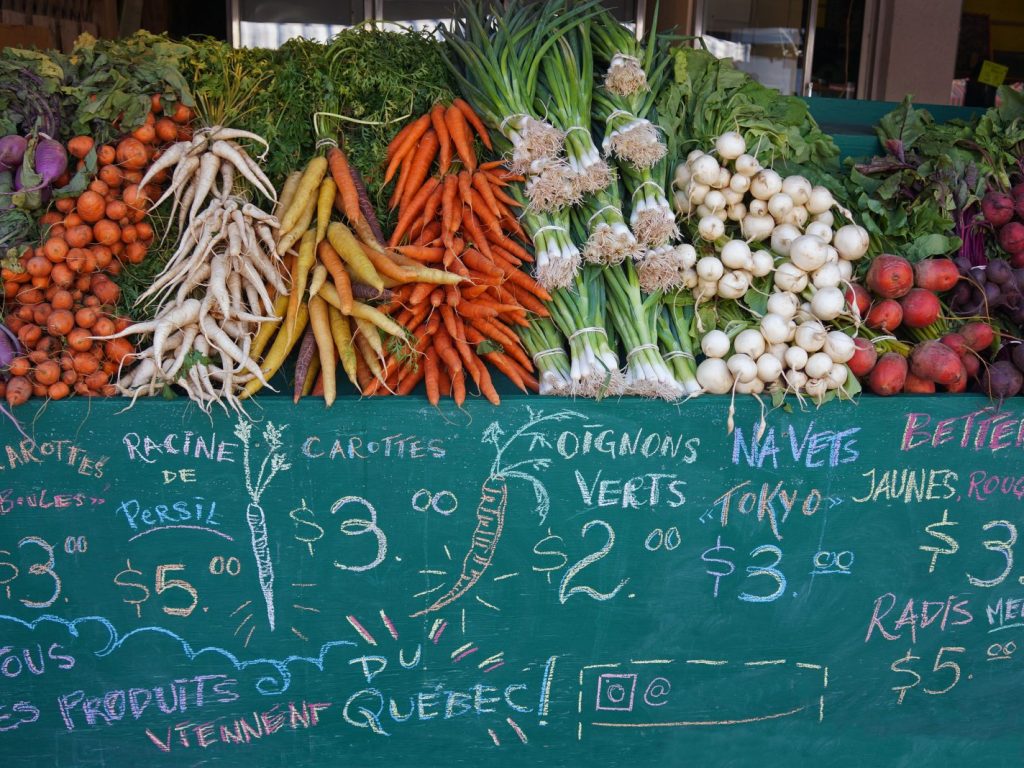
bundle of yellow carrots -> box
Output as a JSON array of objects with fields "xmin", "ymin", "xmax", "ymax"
[{"xmin": 362, "ymin": 100, "xmax": 552, "ymax": 405}]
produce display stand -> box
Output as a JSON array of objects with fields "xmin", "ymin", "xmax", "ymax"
[{"xmin": 1, "ymin": 20, "xmax": 1023, "ymax": 767}]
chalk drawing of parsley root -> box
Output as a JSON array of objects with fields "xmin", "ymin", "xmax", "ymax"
[
  {"xmin": 235, "ymin": 419, "xmax": 291, "ymax": 631},
  {"xmin": 412, "ymin": 407, "xmax": 582, "ymax": 618}
]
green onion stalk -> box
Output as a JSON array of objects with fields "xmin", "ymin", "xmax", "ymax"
[
  {"xmin": 515, "ymin": 185, "xmax": 580, "ymax": 289},
  {"xmin": 534, "ymin": 17, "xmax": 611, "ymax": 209},
  {"xmin": 658, "ymin": 294, "xmax": 701, "ymax": 395},
  {"xmin": 622, "ymin": 156, "xmax": 678, "ymax": 248},
  {"xmin": 548, "ymin": 265, "xmax": 624, "ymax": 397},
  {"xmin": 590, "ymin": 5, "xmax": 673, "ymax": 172},
  {"xmin": 572, "ymin": 179, "xmax": 640, "ymax": 266},
  {"xmin": 441, "ymin": 1, "xmax": 596, "ymax": 175},
  {"xmin": 604, "ymin": 260, "xmax": 684, "ymax": 400},
  {"xmin": 517, "ymin": 318, "xmax": 573, "ymax": 395}
]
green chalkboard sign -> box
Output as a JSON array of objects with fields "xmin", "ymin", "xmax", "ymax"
[{"xmin": 0, "ymin": 396, "xmax": 1022, "ymax": 766}]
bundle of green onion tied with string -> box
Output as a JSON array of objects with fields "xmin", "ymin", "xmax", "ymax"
[
  {"xmin": 533, "ymin": 17, "xmax": 611, "ymax": 210},
  {"xmin": 590, "ymin": 6, "xmax": 682, "ymax": 289}
]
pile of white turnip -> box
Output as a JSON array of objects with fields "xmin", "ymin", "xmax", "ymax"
[
  {"xmin": 672, "ymin": 131, "xmax": 872, "ymax": 400},
  {"xmin": 101, "ymin": 126, "xmax": 287, "ymax": 413}
]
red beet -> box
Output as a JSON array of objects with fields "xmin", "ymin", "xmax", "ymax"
[
  {"xmin": 913, "ymin": 258, "xmax": 959, "ymax": 292},
  {"xmin": 944, "ymin": 360, "xmax": 968, "ymax": 393},
  {"xmin": 1000, "ymin": 222, "xmax": 1024, "ymax": 256},
  {"xmin": 939, "ymin": 333, "xmax": 969, "ymax": 356},
  {"xmin": 869, "ymin": 352, "xmax": 908, "ymax": 396},
  {"xmin": 865, "ymin": 299, "xmax": 903, "ymax": 331},
  {"xmin": 848, "ymin": 337, "xmax": 878, "ymax": 377},
  {"xmin": 844, "ymin": 283, "xmax": 871, "ymax": 317},
  {"xmin": 981, "ymin": 191, "xmax": 1015, "ymax": 227},
  {"xmin": 960, "ymin": 321, "xmax": 995, "ymax": 352},
  {"xmin": 910, "ymin": 340, "xmax": 963, "ymax": 385},
  {"xmin": 961, "ymin": 351, "xmax": 980, "ymax": 378},
  {"xmin": 903, "ymin": 372, "xmax": 936, "ymax": 394},
  {"xmin": 866, "ymin": 254, "xmax": 914, "ymax": 299},
  {"xmin": 900, "ymin": 288, "xmax": 942, "ymax": 328}
]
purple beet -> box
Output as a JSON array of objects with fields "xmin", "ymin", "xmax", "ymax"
[
  {"xmin": 981, "ymin": 360, "xmax": 1023, "ymax": 399},
  {"xmin": 982, "ymin": 191, "xmax": 1016, "ymax": 226},
  {"xmin": 987, "ymin": 259, "xmax": 1013, "ymax": 284},
  {"xmin": 1012, "ymin": 344, "xmax": 1024, "ymax": 372}
]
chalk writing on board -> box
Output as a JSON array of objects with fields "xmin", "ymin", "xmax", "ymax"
[
  {"xmin": 235, "ymin": 419, "xmax": 291, "ymax": 632},
  {"xmin": 412, "ymin": 408, "xmax": 583, "ymax": 617},
  {"xmin": 575, "ymin": 658, "xmax": 828, "ymax": 739},
  {"xmin": 0, "ymin": 613, "xmax": 355, "ymax": 694}
]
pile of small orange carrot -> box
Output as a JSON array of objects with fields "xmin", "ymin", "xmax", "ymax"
[{"xmin": 362, "ymin": 101, "xmax": 552, "ymax": 405}]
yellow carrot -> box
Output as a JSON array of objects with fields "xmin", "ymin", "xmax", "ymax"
[
  {"xmin": 354, "ymin": 316, "xmax": 384, "ymax": 358},
  {"xmin": 315, "ymin": 177, "xmax": 336, "ymax": 245},
  {"xmin": 329, "ymin": 305, "xmax": 358, "ymax": 386},
  {"xmin": 251, "ymin": 293, "xmax": 289, "ymax": 361},
  {"xmin": 354, "ymin": 329, "xmax": 385, "ymax": 382},
  {"xmin": 318, "ymin": 286, "xmax": 405, "ymax": 339},
  {"xmin": 307, "ymin": 263, "xmax": 329, "ymax": 299},
  {"xmin": 280, "ymin": 156, "xmax": 328, "ymax": 235},
  {"xmin": 273, "ymin": 171, "xmax": 302, "ymax": 222},
  {"xmin": 277, "ymin": 191, "xmax": 318, "ymax": 256},
  {"xmin": 287, "ymin": 230, "xmax": 317, "ymax": 335},
  {"xmin": 308, "ymin": 294, "xmax": 337, "ymax": 407},
  {"xmin": 327, "ymin": 222, "xmax": 384, "ymax": 291},
  {"xmin": 242, "ymin": 302, "xmax": 309, "ymax": 399}
]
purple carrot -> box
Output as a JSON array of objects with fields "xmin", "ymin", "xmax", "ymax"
[
  {"xmin": 349, "ymin": 165, "xmax": 386, "ymax": 246},
  {"xmin": 293, "ymin": 325, "xmax": 318, "ymax": 403}
]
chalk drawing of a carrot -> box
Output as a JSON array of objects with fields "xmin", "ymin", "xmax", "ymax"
[
  {"xmin": 412, "ymin": 408, "xmax": 581, "ymax": 618},
  {"xmin": 234, "ymin": 419, "xmax": 291, "ymax": 631}
]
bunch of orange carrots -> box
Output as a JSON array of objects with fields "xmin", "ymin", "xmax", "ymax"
[{"xmin": 362, "ymin": 100, "xmax": 552, "ymax": 405}]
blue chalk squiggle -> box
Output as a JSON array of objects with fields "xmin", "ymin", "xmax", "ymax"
[{"xmin": 0, "ymin": 613, "xmax": 354, "ymax": 694}]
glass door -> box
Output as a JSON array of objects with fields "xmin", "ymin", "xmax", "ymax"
[{"xmin": 694, "ymin": 0, "xmax": 817, "ymax": 96}]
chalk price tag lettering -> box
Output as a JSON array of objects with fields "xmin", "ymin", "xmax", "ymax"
[{"xmin": 978, "ymin": 60, "xmax": 1008, "ymax": 87}]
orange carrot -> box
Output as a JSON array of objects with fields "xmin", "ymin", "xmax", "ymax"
[
  {"xmin": 485, "ymin": 228, "xmax": 531, "ymax": 261},
  {"xmin": 453, "ymin": 98, "xmax": 492, "ymax": 150},
  {"xmin": 390, "ymin": 147, "xmax": 415, "ymax": 210},
  {"xmin": 461, "ymin": 248, "xmax": 502, "ymax": 277},
  {"xmin": 479, "ymin": 159, "xmax": 506, "ymax": 171},
  {"xmin": 385, "ymin": 114, "xmax": 431, "ymax": 182},
  {"xmin": 461, "ymin": 208, "xmax": 494, "ymax": 259},
  {"xmin": 408, "ymin": 282, "xmax": 435, "ymax": 306},
  {"xmin": 396, "ymin": 245, "xmax": 444, "ymax": 263},
  {"xmin": 400, "ymin": 130, "xmax": 439, "ymax": 212},
  {"xmin": 446, "ymin": 105, "xmax": 477, "ymax": 172},
  {"xmin": 472, "ymin": 172, "xmax": 502, "ymax": 218},
  {"xmin": 327, "ymin": 147, "xmax": 362, "ymax": 226},
  {"xmin": 419, "ymin": 182, "xmax": 445, "ymax": 234},
  {"xmin": 390, "ymin": 177, "xmax": 440, "ymax": 246},
  {"xmin": 439, "ymin": 177, "xmax": 458, "ymax": 246},
  {"xmin": 424, "ymin": 346, "xmax": 441, "ymax": 405},
  {"xmin": 467, "ymin": 188, "xmax": 503, "ymax": 234},
  {"xmin": 475, "ymin": 360, "xmax": 501, "ymax": 405},
  {"xmin": 317, "ymin": 239, "xmax": 354, "ymax": 314},
  {"xmin": 457, "ymin": 170, "xmax": 473, "ymax": 205},
  {"xmin": 416, "ymin": 221, "xmax": 443, "ymax": 246},
  {"xmin": 430, "ymin": 104, "xmax": 452, "ymax": 176},
  {"xmin": 506, "ymin": 283, "xmax": 550, "ymax": 315}
]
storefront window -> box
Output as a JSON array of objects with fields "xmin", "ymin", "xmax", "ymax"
[{"xmin": 232, "ymin": 0, "xmax": 643, "ymax": 48}]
